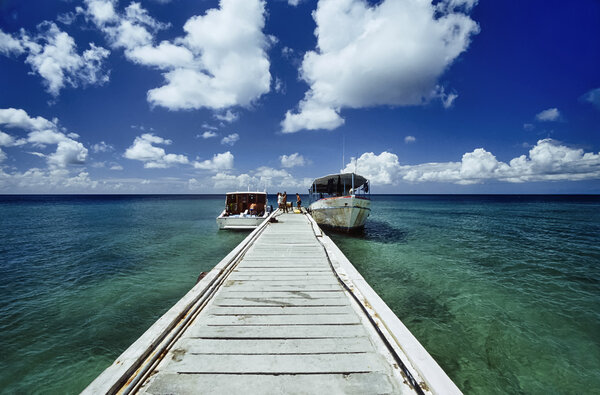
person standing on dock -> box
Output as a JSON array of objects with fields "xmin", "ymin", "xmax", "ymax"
[
  {"xmin": 296, "ymin": 193, "xmax": 301, "ymax": 209},
  {"xmin": 283, "ymin": 192, "xmax": 288, "ymax": 213},
  {"xmin": 277, "ymin": 192, "xmax": 283, "ymax": 212}
]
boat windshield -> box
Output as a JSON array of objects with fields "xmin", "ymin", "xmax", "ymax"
[
  {"xmin": 308, "ymin": 173, "xmax": 369, "ymax": 201},
  {"xmin": 225, "ymin": 193, "xmax": 266, "ymax": 216}
]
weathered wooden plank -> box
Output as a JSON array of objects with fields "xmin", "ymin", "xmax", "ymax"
[
  {"xmin": 221, "ymin": 283, "xmax": 343, "ymax": 291},
  {"xmin": 189, "ymin": 324, "xmax": 368, "ymax": 339},
  {"xmin": 207, "ymin": 305, "xmax": 354, "ymax": 315},
  {"xmin": 228, "ymin": 274, "xmax": 334, "ymax": 280},
  {"xmin": 159, "ymin": 353, "xmax": 388, "ymax": 374},
  {"xmin": 213, "ymin": 298, "xmax": 350, "ymax": 307},
  {"xmin": 233, "ymin": 268, "xmax": 331, "ymax": 272},
  {"xmin": 174, "ymin": 337, "xmax": 375, "ymax": 354},
  {"xmin": 143, "ymin": 372, "xmax": 400, "ymax": 394},
  {"xmin": 205, "ymin": 313, "xmax": 361, "ymax": 326},
  {"xmin": 225, "ymin": 277, "xmax": 339, "ymax": 283},
  {"xmin": 216, "ymin": 290, "xmax": 345, "ymax": 298}
]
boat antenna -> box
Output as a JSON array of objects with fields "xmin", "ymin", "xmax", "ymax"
[{"xmin": 341, "ymin": 135, "xmax": 345, "ymax": 173}]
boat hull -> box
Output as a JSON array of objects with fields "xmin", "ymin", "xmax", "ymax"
[
  {"xmin": 309, "ymin": 196, "xmax": 370, "ymax": 231},
  {"xmin": 216, "ymin": 210, "xmax": 268, "ymax": 230}
]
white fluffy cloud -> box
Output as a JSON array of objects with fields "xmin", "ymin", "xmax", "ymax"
[
  {"xmin": 0, "ymin": 30, "xmax": 24, "ymax": 55},
  {"xmin": 0, "ymin": 168, "xmax": 98, "ymax": 191},
  {"xmin": 345, "ymin": 139, "xmax": 600, "ymax": 186},
  {"xmin": 221, "ymin": 133, "xmax": 239, "ymax": 146},
  {"xmin": 211, "ymin": 165, "xmax": 311, "ymax": 191},
  {"xmin": 92, "ymin": 141, "xmax": 114, "ymax": 153},
  {"xmin": 80, "ymin": 0, "xmax": 168, "ymax": 51},
  {"xmin": 201, "ymin": 131, "xmax": 217, "ymax": 139},
  {"xmin": 0, "ymin": 23, "xmax": 110, "ymax": 96},
  {"xmin": 0, "ymin": 108, "xmax": 56, "ymax": 131},
  {"xmin": 0, "ymin": 108, "xmax": 88, "ymax": 168},
  {"xmin": 124, "ymin": 133, "xmax": 189, "ymax": 168},
  {"xmin": 78, "ymin": 0, "xmax": 271, "ymax": 111},
  {"xmin": 214, "ymin": 110, "xmax": 239, "ymax": 123},
  {"xmin": 535, "ymin": 108, "xmax": 561, "ymax": 122},
  {"xmin": 0, "ymin": 130, "xmax": 27, "ymax": 147},
  {"xmin": 193, "ymin": 151, "xmax": 234, "ymax": 171},
  {"xmin": 282, "ymin": 0, "xmax": 479, "ymax": 133},
  {"xmin": 146, "ymin": 0, "xmax": 271, "ymax": 110},
  {"xmin": 280, "ymin": 153, "xmax": 306, "ymax": 168}
]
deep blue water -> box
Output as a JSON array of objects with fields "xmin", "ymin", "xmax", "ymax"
[{"xmin": 0, "ymin": 195, "xmax": 599, "ymax": 394}]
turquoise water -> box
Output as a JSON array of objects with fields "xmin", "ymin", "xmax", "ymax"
[{"xmin": 1, "ymin": 195, "xmax": 599, "ymax": 394}]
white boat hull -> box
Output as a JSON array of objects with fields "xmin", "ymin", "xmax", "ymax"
[
  {"xmin": 216, "ymin": 210, "xmax": 268, "ymax": 230},
  {"xmin": 309, "ymin": 196, "xmax": 370, "ymax": 231}
]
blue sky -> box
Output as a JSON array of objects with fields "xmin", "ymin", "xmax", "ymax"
[{"xmin": 0, "ymin": 0, "xmax": 599, "ymax": 193}]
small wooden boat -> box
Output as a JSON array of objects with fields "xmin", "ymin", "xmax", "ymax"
[{"xmin": 216, "ymin": 191, "xmax": 270, "ymax": 230}]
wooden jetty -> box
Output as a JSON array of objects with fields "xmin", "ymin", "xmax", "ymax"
[{"xmin": 84, "ymin": 211, "xmax": 461, "ymax": 394}]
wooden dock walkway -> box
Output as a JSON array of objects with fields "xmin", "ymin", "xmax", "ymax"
[{"xmin": 84, "ymin": 211, "xmax": 461, "ymax": 394}]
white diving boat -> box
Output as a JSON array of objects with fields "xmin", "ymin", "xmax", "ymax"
[
  {"xmin": 216, "ymin": 191, "xmax": 271, "ymax": 230},
  {"xmin": 308, "ymin": 173, "xmax": 371, "ymax": 232}
]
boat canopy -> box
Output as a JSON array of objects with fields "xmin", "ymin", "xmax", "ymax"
[
  {"xmin": 225, "ymin": 192, "xmax": 267, "ymax": 215},
  {"xmin": 310, "ymin": 173, "xmax": 368, "ymax": 195},
  {"xmin": 226, "ymin": 191, "xmax": 266, "ymax": 195}
]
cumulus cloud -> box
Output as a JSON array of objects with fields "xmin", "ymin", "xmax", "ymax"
[
  {"xmin": 0, "ymin": 30, "xmax": 24, "ymax": 55},
  {"xmin": 535, "ymin": 108, "xmax": 561, "ymax": 122},
  {"xmin": 0, "ymin": 23, "xmax": 110, "ymax": 96},
  {"xmin": 211, "ymin": 165, "xmax": 311, "ymax": 191},
  {"xmin": 193, "ymin": 151, "xmax": 234, "ymax": 171},
  {"xmin": 0, "ymin": 108, "xmax": 56, "ymax": 131},
  {"xmin": 200, "ymin": 131, "xmax": 217, "ymax": 139},
  {"xmin": 581, "ymin": 88, "xmax": 600, "ymax": 110},
  {"xmin": 80, "ymin": 0, "xmax": 169, "ymax": 51},
  {"xmin": 281, "ymin": 0, "xmax": 479, "ymax": 133},
  {"xmin": 0, "ymin": 130, "xmax": 27, "ymax": 147},
  {"xmin": 146, "ymin": 0, "xmax": 271, "ymax": 110},
  {"xmin": 124, "ymin": 133, "xmax": 189, "ymax": 168},
  {"xmin": 0, "ymin": 167, "xmax": 98, "ymax": 192},
  {"xmin": 280, "ymin": 152, "xmax": 306, "ymax": 168},
  {"xmin": 92, "ymin": 141, "xmax": 114, "ymax": 152},
  {"xmin": 344, "ymin": 139, "xmax": 600, "ymax": 186},
  {"xmin": 0, "ymin": 108, "xmax": 88, "ymax": 168},
  {"xmin": 78, "ymin": 0, "xmax": 272, "ymax": 111},
  {"xmin": 221, "ymin": 133, "xmax": 239, "ymax": 146},
  {"xmin": 404, "ymin": 136, "xmax": 416, "ymax": 143},
  {"xmin": 214, "ymin": 110, "xmax": 239, "ymax": 123}
]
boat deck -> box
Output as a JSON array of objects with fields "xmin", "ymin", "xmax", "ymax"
[{"xmin": 84, "ymin": 211, "xmax": 461, "ymax": 394}]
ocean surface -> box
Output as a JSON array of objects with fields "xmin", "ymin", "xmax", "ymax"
[{"xmin": 0, "ymin": 195, "xmax": 599, "ymax": 394}]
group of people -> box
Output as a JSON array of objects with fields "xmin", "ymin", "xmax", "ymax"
[{"xmin": 276, "ymin": 192, "xmax": 302, "ymax": 213}]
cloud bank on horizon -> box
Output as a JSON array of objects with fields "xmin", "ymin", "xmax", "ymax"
[{"xmin": 0, "ymin": 0, "xmax": 599, "ymax": 193}]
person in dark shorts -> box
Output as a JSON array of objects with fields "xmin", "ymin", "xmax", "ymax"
[
  {"xmin": 296, "ymin": 193, "xmax": 301, "ymax": 208},
  {"xmin": 282, "ymin": 192, "xmax": 288, "ymax": 213}
]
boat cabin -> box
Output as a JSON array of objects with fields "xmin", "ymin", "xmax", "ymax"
[
  {"xmin": 224, "ymin": 192, "xmax": 267, "ymax": 216},
  {"xmin": 309, "ymin": 173, "xmax": 369, "ymax": 200}
]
